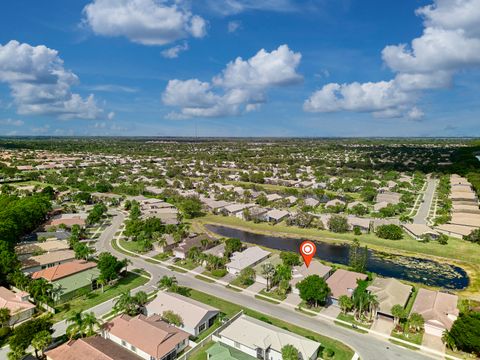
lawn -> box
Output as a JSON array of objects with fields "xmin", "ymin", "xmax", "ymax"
[
  {"xmin": 258, "ymin": 288, "xmax": 286, "ymax": 301},
  {"xmin": 390, "ymin": 329, "xmax": 424, "ymax": 349},
  {"xmin": 110, "ymin": 238, "xmax": 138, "ymax": 257},
  {"xmin": 119, "ymin": 238, "xmax": 150, "ymax": 254},
  {"xmin": 187, "ymin": 289, "xmax": 355, "ymax": 360},
  {"xmin": 195, "ymin": 274, "xmax": 215, "ymax": 283},
  {"xmin": 52, "ymin": 272, "xmax": 148, "ymax": 322},
  {"xmin": 175, "ymin": 258, "xmax": 199, "ymax": 270},
  {"xmin": 229, "ymin": 277, "xmax": 250, "ymax": 289},
  {"xmin": 335, "ymin": 313, "xmax": 370, "ymax": 334},
  {"xmin": 186, "ymin": 341, "xmax": 214, "ymax": 360}
]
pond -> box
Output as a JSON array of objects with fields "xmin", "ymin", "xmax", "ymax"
[{"xmin": 206, "ymin": 224, "xmax": 469, "ymax": 290}]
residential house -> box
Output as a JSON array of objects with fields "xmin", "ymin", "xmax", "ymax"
[
  {"xmin": 226, "ymin": 246, "xmax": 270, "ymax": 275},
  {"xmin": 410, "ymin": 289, "xmax": 459, "ymax": 336},
  {"xmin": 291, "ymin": 261, "xmax": 333, "ymax": 295},
  {"xmin": 265, "ymin": 209, "xmax": 289, "ymax": 223},
  {"xmin": 46, "ymin": 336, "xmax": 142, "ymax": 360},
  {"xmin": 103, "ymin": 314, "xmax": 190, "ymax": 360},
  {"xmin": 367, "ymin": 277, "xmax": 412, "ymax": 319},
  {"xmin": 326, "ymin": 269, "xmax": 368, "ymax": 305},
  {"xmin": 21, "ymin": 249, "xmax": 76, "ymax": 273},
  {"xmin": 145, "ymin": 292, "xmax": 219, "ymax": 336},
  {"xmin": 32, "ymin": 260, "xmax": 100, "ymax": 303},
  {"xmin": 304, "ymin": 197, "xmax": 319, "ymax": 207},
  {"xmin": 0, "ymin": 286, "xmax": 35, "ymax": 326},
  {"xmin": 15, "ymin": 240, "xmax": 70, "ymax": 261},
  {"xmin": 217, "ymin": 315, "xmax": 321, "ymax": 360},
  {"xmin": 402, "ymin": 224, "xmax": 439, "ymax": 240},
  {"xmin": 253, "ymin": 254, "xmax": 283, "ymax": 285},
  {"xmin": 173, "ymin": 235, "xmax": 214, "ymax": 260},
  {"xmin": 154, "ymin": 234, "xmax": 176, "ymax": 253},
  {"xmin": 265, "ymin": 194, "xmax": 282, "ymax": 202}
]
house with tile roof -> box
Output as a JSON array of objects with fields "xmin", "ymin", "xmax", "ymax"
[
  {"xmin": 46, "ymin": 336, "xmax": 142, "ymax": 360},
  {"xmin": 103, "ymin": 314, "xmax": 190, "ymax": 360},
  {"xmin": 367, "ymin": 277, "xmax": 412, "ymax": 318},
  {"xmin": 0, "ymin": 286, "xmax": 35, "ymax": 326},
  {"xmin": 410, "ymin": 289, "xmax": 459, "ymax": 337}
]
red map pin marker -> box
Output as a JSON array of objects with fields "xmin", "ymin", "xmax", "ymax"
[{"xmin": 300, "ymin": 240, "xmax": 316, "ymax": 268}]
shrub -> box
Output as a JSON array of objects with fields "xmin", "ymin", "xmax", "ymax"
[
  {"xmin": 323, "ymin": 348, "xmax": 335, "ymax": 358},
  {"xmin": 376, "ymin": 224, "xmax": 403, "ymax": 240}
]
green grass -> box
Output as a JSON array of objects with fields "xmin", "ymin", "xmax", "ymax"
[
  {"xmin": 229, "ymin": 277, "xmax": 251, "ymax": 289},
  {"xmin": 153, "ymin": 252, "xmax": 171, "ymax": 261},
  {"xmin": 52, "ymin": 272, "xmax": 148, "ymax": 322},
  {"xmin": 168, "ymin": 265, "xmax": 188, "ymax": 273},
  {"xmin": 186, "ymin": 341, "xmax": 214, "ymax": 360},
  {"xmin": 202, "ymin": 269, "xmax": 228, "ymax": 279},
  {"xmin": 176, "ymin": 258, "xmax": 198, "ymax": 270},
  {"xmin": 195, "ymin": 274, "xmax": 215, "ymax": 283},
  {"xmin": 187, "ymin": 289, "xmax": 355, "ymax": 360},
  {"xmin": 335, "ymin": 313, "xmax": 370, "ymax": 334},
  {"xmin": 298, "ymin": 300, "xmax": 323, "ymax": 313},
  {"xmin": 110, "ymin": 238, "xmax": 138, "ymax": 257},
  {"xmin": 258, "ymin": 288, "xmax": 286, "ymax": 301},
  {"xmin": 225, "ymin": 284, "xmax": 242, "ymax": 292},
  {"xmin": 391, "ymin": 329, "xmax": 423, "ymax": 346},
  {"xmin": 119, "ymin": 239, "xmax": 150, "ymax": 254},
  {"xmin": 254, "ymin": 294, "xmax": 280, "ymax": 304}
]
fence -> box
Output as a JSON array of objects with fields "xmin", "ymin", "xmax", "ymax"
[{"xmin": 176, "ymin": 310, "xmax": 244, "ymax": 360}]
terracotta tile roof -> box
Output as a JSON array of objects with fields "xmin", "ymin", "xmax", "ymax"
[
  {"xmin": 31, "ymin": 260, "xmax": 97, "ymax": 281},
  {"xmin": 104, "ymin": 314, "xmax": 189, "ymax": 359},
  {"xmin": 0, "ymin": 286, "xmax": 35, "ymax": 315},
  {"xmin": 45, "ymin": 336, "xmax": 142, "ymax": 360},
  {"xmin": 411, "ymin": 289, "xmax": 459, "ymax": 330},
  {"xmin": 326, "ymin": 269, "xmax": 367, "ymax": 299}
]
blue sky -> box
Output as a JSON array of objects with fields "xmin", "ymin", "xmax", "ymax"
[{"xmin": 0, "ymin": 0, "xmax": 479, "ymax": 137}]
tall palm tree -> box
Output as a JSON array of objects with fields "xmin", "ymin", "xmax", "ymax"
[
  {"xmin": 158, "ymin": 275, "xmax": 178, "ymax": 290},
  {"xmin": 31, "ymin": 330, "xmax": 52, "ymax": 359},
  {"xmin": 261, "ymin": 263, "xmax": 275, "ymax": 291},
  {"xmin": 82, "ymin": 312, "xmax": 100, "ymax": 337},
  {"xmin": 66, "ymin": 311, "xmax": 85, "ymax": 339}
]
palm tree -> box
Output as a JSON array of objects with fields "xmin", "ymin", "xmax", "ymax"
[
  {"xmin": 114, "ymin": 290, "xmax": 135, "ymax": 315},
  {"xmin": 442, "ymin": 330, "xmax": 456, "ymax": 350},
  {"xmin": 31, "ymin": 330, "xmax": 52, "ymax": 359},
  {"xmin": 66, "ymin": 311, "xmax": 85, "ymax": 339},
  {"xmin": 391, "ymin": 304, "xmax": 406, "ymax": 329},
  {"xmin": 97, "ymin": 275, "xmax": 107, "ymax": 293},
  {"xmin": 338, "ymin": 295, "xmax": 353, "ymax": 315},
  {"xmin": 82, "ymin": 312, "xmax": 100, "ymax": 337},
  {"xmin": 408, "ymin": 312, "xmax": 424, "ymax": 333},
  {"xmin": 158, "ymin": 275, "xmax": 178, "ymax": 290},
  {"xmin": 367, "ymin": 293, "xmax": 379, "ymax": 321},
  {"xmin": 122, "ymin": 258, "xmax": 133, "ymax": 273},
  {"xmin": 261, "ymin": 263, "xmax": 275, "ymax": 291},
  {"xmin": 133, "ymin": 291, "xmax": 149, "ymax": 311}
]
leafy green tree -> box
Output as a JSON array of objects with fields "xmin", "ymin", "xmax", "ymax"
[
  {"xmin": 438, "ymin": 233, "xmax": 449, "ymax": 245},
  {"xmin": 238, "ymin": 267, "xmax": 256, "ymax": 286},
  {"xmin": 328, "ymin": 215, "xmax": 349, "ymax": 233},
  {"xmin": 97, "ymin": 252, "xmax": 126, "ymax": 282},
  {"xmin": 161, "ymin": 311, "xmax": 184, "ymax": 327},
  {"xmin": 8, "ymin": 317, "xmax": 52, "ymax": 357},
  {"xmin": 391, "ymin": 304, "xmax": 406, "ymax": 328},
  {"xmin": 445, "ymin": 312, "xmax": 480, "ymax": 356},
  {"xmin": 280, "ymin": 251, "xmax": 301, "ymax": 267},
  {"xmin": 224, "ymin": 238, "xmax": 242, "ymax": 257},
  {"xmin": 464, "ymin": 229, "xmax": 480, "ymax": 244},
  {"xmin": 348, "ymin": 238, "xmax": 368, "ymax": 273},
  {"xmin": 376, "ymin": 224, "xmax": 403, "ymax": 240},
  {"xmin": 296, "ymin": 275, "xmax": 330, "ymax": 308},
  {"xmin": 31, "ymin": 330, "xmax": 52, "ymax": 359},
  {"xmin": 338, "ymin": 295, "xmax": 354, "ymax": 314},
  {"xmin": 73, "ymin": 242, "xmax": 93, "ymax": 260},
  {"xmin": 179, "ymin": 197, "xmax": 203, "ymax": 218},
  {"xmin": 281, "ymin": 344, "xmax": 299, "ymax": 360}
]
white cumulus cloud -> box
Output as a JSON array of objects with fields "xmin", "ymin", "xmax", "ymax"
[
  {"xmin": 161, "ymin": 42, "xmax": 189, "ymax": 58},
  {"xmin": 304, "ymin": 0, "xmax": 480, "ymax": 119},
  {"xmin": 0, "ymin": 40, "xmax": 103, "ymax": 119},
  {"xmin": 83, "ymin": 0, "xmax": 207, "ymax": 46},
  {"xmin": 162, "ymin": 44, "xmax": 302, "ymax": 118}
]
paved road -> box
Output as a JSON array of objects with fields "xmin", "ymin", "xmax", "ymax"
[
  {"xmin": 413, "ymin": 177, "xmax": 437, "ymax": 225},
  {"xmin": 102, "ymin": 214, "xmax": 437, "ymax": 360}
]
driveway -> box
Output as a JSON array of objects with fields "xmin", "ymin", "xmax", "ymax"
[
  {"xmin": 320, "ymin": 305, "xmax": 341, "ymax": 319},
  {"xmin": 245, "ymin": 282, "xmax": 265, "ymax": 294},
  {"xmin": 284, "ymin": 292, "xmax": 301, "ymax": 306},
  {"xmin": 422, "ymin": 334, "xmax": 445, "ymax": 353},
  {"xmin": 371, "ymin": 317, "xmax": 395, "ymax": 336}
]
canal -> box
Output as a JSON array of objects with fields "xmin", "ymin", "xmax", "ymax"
[{"xmin": 206, "ymin": 224, "xmax": 469, "ymax": 290}]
